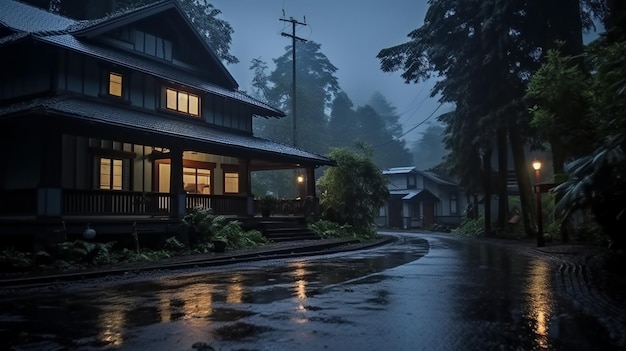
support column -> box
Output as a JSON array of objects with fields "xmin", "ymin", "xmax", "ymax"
[
  {"xmin": 169, "ymin": 147, "xmax": 185, "ymax": 219},
  {"xmin": 37, "ymin": 126, "xmax": 63, "ymax": 219},
  {"xmin": 305, "ymin": 167, "xmax": 315, "ymax": 198},
  {"xmin": 239, "ymin": 160, "xmax": 254, "ymax": 217}
]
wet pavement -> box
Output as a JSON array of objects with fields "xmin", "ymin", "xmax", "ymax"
[{"xmin": 1, "ymin": 231, "xmax": 625, "ymax": 350}]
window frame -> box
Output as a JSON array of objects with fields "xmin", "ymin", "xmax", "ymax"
[
  {"xmin": 164, "ymin": 86, "xmax": 201, "ymax": 117},
  {"xmin": 450, "ymin": 193, "xmax": 458, "ymax": 214},
  {"xmin": 101, "ymin": 68, "xmax": 130, "ymax": 101},
  {"xmin": 222, "ymin": 165, "xmax": 240, "ymax": 194}
]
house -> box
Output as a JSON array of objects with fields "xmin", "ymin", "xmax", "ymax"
[
  {"xmin": 0, "ymin": 0, "xmax": 333, "ymax": 248},
  {"xmin": 377, "ymin": 167, "xmax": 466, "ymax": 229}
]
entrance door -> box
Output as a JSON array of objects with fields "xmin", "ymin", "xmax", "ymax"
[
  {"xmin": 423, "ymin": 202, "xmax": 435, "ymax": 227},
  {"xmin": 389, "ymin": 199, "xmax": 403, "ymax": 228}
]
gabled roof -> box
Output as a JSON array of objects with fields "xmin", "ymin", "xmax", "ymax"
[
  {"xmin": 0, "ymin": 0, "xmax": 75, "ymax": 33},
  {"xmin": 67, "ymin": 0, "xmax": 237, "ymax": 89},
  {"xmin": 389, "ymin": 189, "xmax": 438, "ymax": 201},
  {"xmin": 0, "ymin": 96, "xmax": 330, "ymax": 166},
  {"xmin": 419, "ymin": 170, "xmax": 458, "ymax": 187},
  {"xmin": 382, "ymin": 166, "xmax": 417, "ymax": 175},
  {"xmin": 382, "ymin": 166, "xmax": 459, "ymax": 187},
  {"xmin": 0, "ymin": 0, "xmax": 283, "ymax": 117}
]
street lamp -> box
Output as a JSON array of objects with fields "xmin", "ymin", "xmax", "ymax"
[{"xmin": 532, "ymin": 158, "xmax": 545, "ymax": 247}]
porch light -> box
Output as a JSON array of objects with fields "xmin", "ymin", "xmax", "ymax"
[
  {"xmin": 532, "ymin": 158, "xmax": 542, "ymax": 171},
  {"xmin": 297, "ymin": 174, "xmax": 304, "ymax": 183}
]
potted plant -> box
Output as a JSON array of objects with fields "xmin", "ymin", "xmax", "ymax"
[
  {"xmin": 258, "ymin": 195, "xmax": 279, "ymax": 217},
  {"xmin": 212, "ymin": 235, "xmax": 228, "ymax": 253}
]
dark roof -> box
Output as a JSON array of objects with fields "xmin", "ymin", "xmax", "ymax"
[
  {"xmin": 383, "ymin": 166, "xmax": 458, "ymax": 186},
  {"xmin": 0, "ymin": 0, "xmax": 75, "ymax": 33},
  {"xmin": 38, "ymin": 33, "xmax": 284, "ymax": 117},
  {"xmin": 0, "ymin": 0, "xmax": 284, "ymax": 118},
  {"xmin": 389, "ymin": 189, "xmax": 438, "ymax": 201},
  {"xmin": 0, "ymin": 96, "xmax": 331, "ymax": 166}
]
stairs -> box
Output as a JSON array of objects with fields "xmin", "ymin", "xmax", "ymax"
[{"xmin": 257, "ymin": 218, "xmax": 320, "ymax": 242}]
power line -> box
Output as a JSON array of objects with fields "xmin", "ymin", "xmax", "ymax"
[{"xmin": 373, "ymin": 103, "xmax": 444, "ymax": 148}]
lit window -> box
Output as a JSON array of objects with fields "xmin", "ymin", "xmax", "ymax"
[
  {"xmin": 100, "ymin": 158, "xmax": 123, "ymax": 190},
  {"xmin": 224, "ymin": 172, "xmax": 239, "ymax": 193},
  {"xmin": 109, "ymin": 72, "xmax": 123, "ymax": 97},
  {"xmin": 183, "ymin": 167, "xmax": 211, "ymax": 194},
  {"xmin": 165, "ymin": 88, "xmax": 200, "ymax": 117}
]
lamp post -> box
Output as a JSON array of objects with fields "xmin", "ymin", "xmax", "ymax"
[{"xmin": 532, "ymin": 158, "xmax": 545, "ymax": 247}]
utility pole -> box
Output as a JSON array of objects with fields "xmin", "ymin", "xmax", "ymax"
[{"xmin": 280, "ymin": 15, "xmax": 307, "ymax": 147}]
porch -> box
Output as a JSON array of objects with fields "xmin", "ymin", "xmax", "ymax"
[{"xmin": 0, "ymin": 188, "xmax": 318, "ymax": 250}]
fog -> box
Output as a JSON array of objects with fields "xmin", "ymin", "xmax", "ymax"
[{"xmin": 211, "ymin": 0, "xmax": 453, "ymax": 143}]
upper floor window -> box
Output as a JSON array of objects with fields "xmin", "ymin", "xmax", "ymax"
[
  {"xmin": 166, "ymin": 88, "xmax": 200, "ymax": 117},
  {"xmin": 407, "ymin": 174, "xmax": 416, "ymax": 189},
  {"xmin": 109, "ymin": 72, "xmax": 123, "ymax": 97}
]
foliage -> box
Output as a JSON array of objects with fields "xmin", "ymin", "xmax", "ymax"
[
  {"xmin": 452, "ymin": 216, "xmax": 486, "ymax": 238},
  {"xmin": 326, "ymin": 93, "xmax": 412, "ymax": 169},
  {"xmin": 553, "ymin": 134, "xmax": 626, "ymax": 250},
  {"xmin": 0, "ymin": 247, "xmax": 33, "ymax": 272},
  {"xmin": 182, "ymin": 207, "xmax": 269, "ymax": 250},
  {"xmin": 163, "ymin": 236, "xmax": 186, "ymax": 252},
  {"xmin": 411, "ymin": 123, "xmax": 448, "ymax": 170},
  {"xmin": 251, "ymin": 41, "xmax": 339, "ymax": 155},
  {"xmin": 585, "ymin": 40, "xmax": 626, "ymax": 136},
  {"xmin": 257, "ymin": 194, "xmax": 279, "ymax": 216},
  {"xmin": 308, "ymin": 219, "xmax": 378, "ymax": 242},
  {"xmin": 317, "ymin": 145, "xmax": 389, "ymax": 230},
  {"xmin": 526, "ymin": 49, "xmax": 596, "ymax": 165}
]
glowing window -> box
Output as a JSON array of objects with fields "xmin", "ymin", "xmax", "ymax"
[
  {"xmin": 109, "ymin": 73, "xmax": 123, "ymax": 97},
  {"xmin": 224, "ymin": 172, "xmax": 239, "ymax": 193},
  {"xmin": 100, "ymin": 158, "xmax": 123, "ymax": 190},
  {"xmin": 183, "ymin": 167, "xmax": 211, "ymax": 194},
  {"xmin": 166, "ymin": 88, "xmax": 200, "ymax": 117}
]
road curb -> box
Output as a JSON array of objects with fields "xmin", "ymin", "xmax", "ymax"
[{"xmin": 0, "ymin": 235, "xmax": 396, "ymax": 288}]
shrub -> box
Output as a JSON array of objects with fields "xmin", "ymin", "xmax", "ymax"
[
  {"xmin": 452, "ymin": 216, "xmax": 485, "ymax": 237},
  {"xmin": 309, "ymin": 219, "xmax": 378, "ymax": 242}
]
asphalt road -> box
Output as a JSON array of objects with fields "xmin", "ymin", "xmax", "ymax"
[{"xmin": 2, "ymin": 231, "xmax": 625, "ymax": 350}]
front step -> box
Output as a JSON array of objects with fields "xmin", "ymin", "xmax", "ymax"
[{"xmin": 257, "ymin": 219, "xmax": 320, "ymax": 242}]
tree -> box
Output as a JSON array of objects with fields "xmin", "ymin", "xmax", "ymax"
[
  {"xmin": 317, "ymin": 144, "xmax": 389, "ymax": 231},
  {"xmin": 368, "ymin": 92, "xmax": 403, "ymax": 139},
  {"xmin": 252, "ymin": 41, "xmax": 340, "ymax": 154},
  {"xmin": 327, "ymin": 91, "xmax": 359, "ymax": 149},
  {"xmin": 411, "ymin": 123, "xmax": 447, "ymax": 170},
  {"xmin": 378, "ymin": 0, "xmax": 540, "ymax": 236},
  {"xmin": 554, "ymin": 134, "xmax": 626, "ymax": 252},
  {"xmin": 526, "ymin": 49, "xmax": 596, "ymax": 174}
]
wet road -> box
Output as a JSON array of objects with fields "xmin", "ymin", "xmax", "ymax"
[{"xmin": 2, "ymin": 232, "xmax": 625, "ymax": 350}]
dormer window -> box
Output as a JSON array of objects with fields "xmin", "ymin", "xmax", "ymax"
[
  {"xmin": 109, "ymin": 72, "xmax": 123, "ymax": 97},
  {"xmin": 165, "ymin": 87, "xmax": 200, "ymax": 117}
]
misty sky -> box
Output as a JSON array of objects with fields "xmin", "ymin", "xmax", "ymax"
[{"xmin": 211, "ymin": 0, "xmax": 452, "ymax": 143}]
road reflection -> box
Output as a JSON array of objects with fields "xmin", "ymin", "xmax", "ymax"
[{"xmin": 525, "ymin": 259, "xmax": 554, "ymax": 349}]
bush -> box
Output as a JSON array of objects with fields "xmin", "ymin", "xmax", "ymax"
[
  {"xmin": 183, "ymin": 207, "xmax": 269, "ymax": 250},
  {"xmin": 0, "ymin": 247, "xmax": 33, "ymax": 272},
  {"xmin": 309, "ymin": 219, "xmax": 378, "ymax": 242},
  {"xmin": 452, "ymin": 216, "xmax": 485, "ymax": 237}
]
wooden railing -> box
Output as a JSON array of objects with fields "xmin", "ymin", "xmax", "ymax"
[
  {"xmin": 186, "ymin": 194, "xmax": 248, "ymax": 215},
  {"xmin": 1, "ymin": 189, "xmax": 310, "ymax": 218},
  {"xmin": 63, "ymin": 190, "xmax": 170, "ymax": 216}
]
